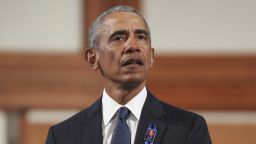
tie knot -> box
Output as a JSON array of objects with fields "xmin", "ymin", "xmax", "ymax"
[{"xmin": 117, "ymin": 107, "xmax": 130, "ymax": 119}]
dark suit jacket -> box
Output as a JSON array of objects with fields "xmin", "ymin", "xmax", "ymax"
[{"xmin": 45, "ymin": 91, "xmax": 212, "ymax": 144}]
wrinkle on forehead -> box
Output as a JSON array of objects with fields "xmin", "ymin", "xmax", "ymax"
[{"xmin": 101, "ymin": 12, "xmax": 149, "ymax": 35}]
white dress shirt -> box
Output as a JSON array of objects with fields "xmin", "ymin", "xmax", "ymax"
[{"xmin": 102, "ymin": 87, "xmax": 147, "ymax": 144}]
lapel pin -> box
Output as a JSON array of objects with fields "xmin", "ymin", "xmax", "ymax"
[{"xmin": 144, "ymin": 123, "xmax": 157, "ymax": 144}]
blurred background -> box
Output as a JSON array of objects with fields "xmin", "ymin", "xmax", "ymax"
[{"xmin": 0, "ymin": 0, "xmax": 256, "ymax": 144}]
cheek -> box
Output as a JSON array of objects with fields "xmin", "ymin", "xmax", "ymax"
[
  {"xmin": 99, "ymin": 50, "xmax": 120, "ymax": 67},
  {"xmin": 140, "ymin": 45, "xmax": 152, "ymax": 63}
]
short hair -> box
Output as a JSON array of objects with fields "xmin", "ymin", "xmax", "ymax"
[{"xmin": 88, "ymin": 5, "xmax": 151, "ymax": 49}]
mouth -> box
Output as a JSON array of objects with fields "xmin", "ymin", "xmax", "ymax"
[{"xmin": 122, "ymin": 58, "xmax": 144, "ymax": 67}]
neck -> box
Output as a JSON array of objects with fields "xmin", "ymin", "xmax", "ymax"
[{"xmin": 104, "ymin": 81, "xmax": 146, "ymax": 105}]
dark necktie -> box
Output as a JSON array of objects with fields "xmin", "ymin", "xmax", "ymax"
[{"xmin": 111, "ymin": 107, "xmax": 131, "ymax": 144}]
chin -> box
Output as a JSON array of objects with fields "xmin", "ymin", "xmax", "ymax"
[{"xmin": 121, "ymin": 75, "xmax": 146, "ymax": 86}]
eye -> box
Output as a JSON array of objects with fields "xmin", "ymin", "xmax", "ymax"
[
  {"xmin": 113, "ymin": 35, "xmax": 126, "ymax": 41},
  {"xmin": 137, "ymin": 34, "xmax": 147, "ymax": 40}
]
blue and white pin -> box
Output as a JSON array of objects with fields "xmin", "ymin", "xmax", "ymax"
[{"xmin": 144, "ymin": 123, "xmax": 157, "ymax": 144}]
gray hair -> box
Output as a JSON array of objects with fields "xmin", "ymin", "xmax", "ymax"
[{"xmin": 88, "ymin": 5, "xmax": 151, "ymax": 49}]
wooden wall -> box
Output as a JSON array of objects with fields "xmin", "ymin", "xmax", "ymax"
[
  {"xmin": 0, "ymin": 53, "xmax": 255, "ymax": 110},
  {"xmin": 148, "ymin": 55, "xmax": 256, "ymax": 110}
]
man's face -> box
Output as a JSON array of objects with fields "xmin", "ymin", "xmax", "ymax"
[{"xmin": 96, "ymin": 12, "xmax": 154, "ymax": 86}]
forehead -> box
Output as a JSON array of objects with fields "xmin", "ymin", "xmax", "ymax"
[{"xmin": 101, "ymin": 12, "xmax": 148, "ymax": 33}]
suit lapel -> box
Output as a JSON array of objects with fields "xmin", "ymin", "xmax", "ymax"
[{"xmin": 134, "ymin": 91, "xmax": 167, "ymax": 144}]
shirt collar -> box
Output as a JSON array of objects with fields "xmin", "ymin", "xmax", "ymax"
[{"xmin": 102, "ymin": 87, "xmax": 147, "ymax": 127}]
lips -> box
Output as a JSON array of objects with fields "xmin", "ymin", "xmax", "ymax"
[{"xmin": 121, "ymin": 58, "xmax": 144, "ymax": 66}]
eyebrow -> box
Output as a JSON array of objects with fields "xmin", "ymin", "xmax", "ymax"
[
  {"xmin": 134, "ymin": 29, "xmax": 149, "ymax": 37},
  {"xmin": 109, "ymin": 29, "xmax": 149, "ymax": 40},
  {"xmin": 109, "ymin": 30, "xmax": 129, "ymax": 40}
]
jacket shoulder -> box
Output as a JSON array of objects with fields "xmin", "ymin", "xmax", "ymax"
[
  {"xmin": 160, "ymin": 100, "xmax": 206, "ymax": 126},
  {"xmin": 159, "ymin": 101, "xmax": 212, "ymax": 143},
  {"xmin": 49, "ymin": 98, "xmax": 102, "ymax": 138}
]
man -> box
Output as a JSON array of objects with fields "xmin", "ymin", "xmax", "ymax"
[{"xmin": 45, "ymin": 5, "xmax": 212, "ymax": 144}]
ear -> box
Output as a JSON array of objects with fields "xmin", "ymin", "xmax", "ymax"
[
  {"xmin": 150, "ymin": 48, "xmax": 155, "ymax": 69},
  {"xmin": 85, "ymin": 48, "xmax": 99, "ymax": 70}
]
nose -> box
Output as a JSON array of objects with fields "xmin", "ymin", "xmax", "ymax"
[{"xmin": 124, "ymin": 36, "xmax": 140, "ymax": 54}]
